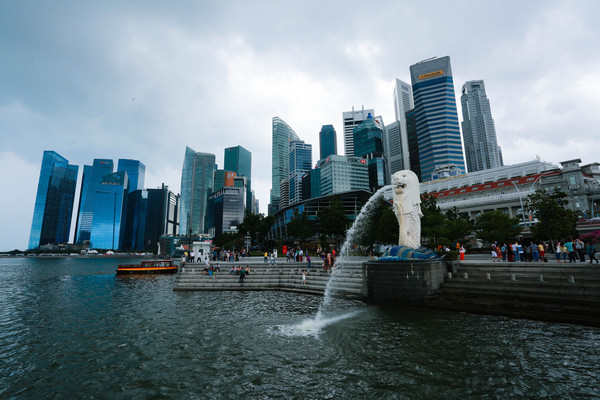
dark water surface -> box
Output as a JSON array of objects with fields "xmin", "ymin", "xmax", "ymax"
[{"xmin": 1, "ymin": 257, "xmax": 599, "ymax": 399}]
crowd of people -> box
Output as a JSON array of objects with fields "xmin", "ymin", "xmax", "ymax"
[{"xmin": 488, "ymin": 239, "xmax": 598, "ymax": 263}]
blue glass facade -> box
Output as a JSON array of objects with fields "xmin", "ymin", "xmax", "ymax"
[
  {"xmin": 76, "ymin": 159, "xmax": 114, "ymax": 243},
  {"xmin": 410, "ymin": 56, "xmax": 466, "ymax": 182},
  {"xmin": 353, "ymin": 114, "xmax": 388, "ymax": 191},
  {"xmin": 206, "ymin": 186, "xmax": 245, "ymax": 238},
  {"xmin": 289, "ymin": 140, "xmax": 312, "ymax": 205},
  {"xmin": 90, "ymin": 171, "xmax": 128, "ymax": 250},
  {"xmin": 117, "ymin": 159, "xmax": 145, "ymax": 191},
  {"xmin": 28, "ymin": 151, "xmax": 78, "ymax": 249},
  {"xmin": 180, "ymin": 147, "xmax": 215, "ymax": 235},
  {"xmin": 270, "ymin": 117, "xmax": 299, "ymax": 215},
  {"xmin": 224, "ymin": 146, "xmax": 252, "ymax": 212},
  {"xmin": 319, "ymin": 124, "xmax": 337, "ymax": 160}
]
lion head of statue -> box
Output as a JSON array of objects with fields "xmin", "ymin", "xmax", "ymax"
[{"xmin": 391, "ymin": 170, "xmax": 422, "ymax": 216}]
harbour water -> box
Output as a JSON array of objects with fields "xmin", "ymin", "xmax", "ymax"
[{"xmin": 1, "ymin": 257, "xmax": 599, "ymax": 399}]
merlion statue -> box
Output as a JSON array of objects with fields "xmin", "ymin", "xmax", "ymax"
[{"xmin": 392, "ymin": 170, "xmax": 423, "ymax": 249}]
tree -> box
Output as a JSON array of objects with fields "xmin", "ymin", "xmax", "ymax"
[
  {"xmin": 316, "ymin": 196, "xmax": 349, "ymax": 245},
  {"xmin": 474, "ymin": 210, "xmax": 522, "ymax": 245},
  {"xmin": 355, "ymin": 196, "xmax": 398, "ymax": 247},
  {"xmin": 286, "ymin": 208, "xmax": 315, "ymax": 245},
  {"xmin": 526, "ymin": 189, "xmax": 578, "ymax": 244},
  {"xmin": 420, "ymin": 193, "xmax": 449, "ymax": 247},
  {"xmin": 445, "ymin": 207, "xmax": 474, "ymax": 245},
  {"xmin": 236, "ymin": 212, "xmax": 274, "ymax": 249}
]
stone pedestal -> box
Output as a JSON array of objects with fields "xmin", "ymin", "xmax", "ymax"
[{"xmin": 362, "ymin": 260, "xmax": 446, "ymax": 302}]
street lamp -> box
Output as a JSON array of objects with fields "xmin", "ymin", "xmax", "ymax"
[
  {"xmin": 565, "ymin": 192, "xmax": 588, "ymax": 219},
  {"xmin": 509, "ymin": 181, "xmax": 527, "ymax": 227}
]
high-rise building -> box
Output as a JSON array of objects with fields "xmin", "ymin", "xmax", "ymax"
[
  {"xmin": 353, "ymin": 114, "xmax": 388, "ymax": 192},
  {"xmin": 76, "ymin": 159, "xmax": 114, "ymax": 244},
  {"xmin": 387, "ymin": 79, "xmax": 414, "ymax": 176},
  {"xmin": 90, "ymin": 171, "xmax": 128, "ymax": 250},
  {"xmin": 206, "ymin": 186, "xmax": 245, "ymax": 238},
  {"xmin": 180, "ymin": 146, "xmax": 215, "ymax": 235},
  {"xmin": 318, "ymin": 155, "xmax": 369, "ymax": 196},
  {"xmin": 343, "ymin": 107, "xmax": 374, "ymax": 157},
  {"xmin": 319, "ymin": 125, "xmax": 337, "ymax": 160},
  {"xmin": 410, "ymin": 56, "xmax": 466, "ymax": 181},
  {"xmin": 460, "ymin": 80, "xmax": 503, "ymax": 172},
  {"xmin": 224, "ymin": 145, "xmax": 253, "ymax": 212},
  {"xmin": 405, "ymin": 108, "xmax": 421, "ymax": 181},
  {"xmin": 117, "ymin": 159, "xmax": 145, "ymax": 191},
  {"xmin": 270, "ymin": 117, "xmax": 299, "ymax": 215},
  {"xmin": 28, "ymin": 151, "xmax": 78, "ymax": 249},
  {"xmin": 289, "ymin": 140, "xmax": 312, "ymax": 205}
]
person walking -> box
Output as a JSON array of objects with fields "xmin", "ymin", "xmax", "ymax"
[
  {"xmin": 586, "ymin": 242, "xmax": 599, "ymax": 264},
  {"xmin": 239, "ymin": 267, "xmax": 246, "ymax": 283},
  {"xmin": 575, "ymin": 238, "xmax": 586, "ymax": 262}
]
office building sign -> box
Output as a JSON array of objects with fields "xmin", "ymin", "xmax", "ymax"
[{"xmin": 418, "ymin": 70, "xmax": 444, "ymax": 80}]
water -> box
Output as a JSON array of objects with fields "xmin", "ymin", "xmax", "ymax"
[{"xmin": 1, "ymin": 257, "xmax": 599, "ymax": 399}]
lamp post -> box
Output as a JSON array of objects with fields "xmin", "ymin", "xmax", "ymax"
[
  {"xmin": 565, "ymin": 192, "xmax": 587, "ymax": 219},
  {"xmin": 509, "ymin": 181, "xmax": 527, "ymax": 227}
]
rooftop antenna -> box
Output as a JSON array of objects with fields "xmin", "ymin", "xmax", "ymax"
[{"xmin": 417, "ymin": 56, "xmax": 437, "ymax": 64}]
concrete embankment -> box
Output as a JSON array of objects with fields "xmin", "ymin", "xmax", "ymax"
[
  {"xmin": 173, "ymin": 256, "xmax": 366, "ymax": 299},
  {"xmin": 428, "ymin": 261, "xmax": 600, "ymax": 327}
]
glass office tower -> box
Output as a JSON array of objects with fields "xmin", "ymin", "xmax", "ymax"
[
  {"xmin": 224, "ymin": 145, "xmax": 252, "ymax": 213},
  {"xmin": 180, "ymin": 146, "xmax": 215, "ymax": 235},
  {"xmin": 289, "ymin": 140, "xmax": 312, "ymax": 205},
  {"xmin": 117, "ymin": 159, "xmax": 146, "ymax": 191},
  {"xmin": 89, "ymin": 171, "xmax": 128, "ymax": 250},
  {"xmin": 343, "ymin": 107, "xmax": 374, "ymax": 157},
  {"xmin": 461, "ymin": 80, "xmax": 503, "ymax": 172},
  {"xmin": 270, "ymin": 117, "xmax": 299, "ymax": 215},
  {"xmin": 410, "ymin": 56, "xmax": 466, "ymax": 181},
  {"xmin": 28, "ymin": 151, "xmax": 78, "ymax": 249},
  {"xmin": 353, "ymin": 114, "xmax": 388, "ymax": 191},
  {"xmin": 319, "ymin": 124, "xmax": 337, "ymax": 160},
  {"xmin": 76, "ymin": 159, "xmax": 114, "ymax": 243}
]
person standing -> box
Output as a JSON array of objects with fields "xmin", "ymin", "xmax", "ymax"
[
  {"xmin": 564, "ymin": 240, "xmax": 576, "ymax": 263},
  {"xmin": 239, "ymin": 267, "xmax": 246, "ymax": 283},
  {"xmin": 511, "ymin": 242, "xmax": 519, "ymax": 262},
  {"xmin": 306, "ymin": 253, "xmax": 311, "ymax": 268},
  {"xmin": 555, "ymin": 243, "xmax": 562, "ymax": 263},
  {"xmin": 301, "ymin": 270, "xmax": 307, "ymax": 285},
  {"xmin": 575, "ymin": 238, "xmax": 586, "ymax": 262}
]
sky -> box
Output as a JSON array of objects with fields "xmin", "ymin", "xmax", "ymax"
[{"xmin": 2, "ymin": 0, "xmax": 600, "ymax": 251}]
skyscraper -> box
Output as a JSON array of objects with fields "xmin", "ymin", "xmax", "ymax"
[
  {"xmin": 28, "ymin": 151, "xmax": 78, "ymax": 249},
  {"xmin": 319, "ymin": 124, "xmax": 337, "ymax": 160},
  {"xmin": 90, "ymin": 171, "xmax": 128, "ymax": 250},
  {"xmin": 386, "ymin": 79, "xmax": 414, "ymax": 175},
  {"xmin": 224, "ymin": 145, "xmax": 252, "ymax": 212},
  {"xmin": 460, "ymin": 80, "xmax": 503, "ymax": 172},
  {"xmin": 289, "ymin": 139, "xmax": 312, "ymax": 205},
  {"xmin": 117, "ymin": 159, "xmax": 146, "ymax": 191},
  {"xmin": 76, "ymin": 159, "xmax": 114, "ymax": 243},
  {"xmin": 353, "ymin": 114, "xmax": 388, "ymax": 191},
  {"xmin": 180, "ymin": 146, "xmax": 215, "ymax": 235},
  {"xmin": 410, "ymin": 56, "xmax": 465, "ymax": 181},
  {"xmin": 270, "ymin": 117, "xmax": 299, "ymax": 215},
  {"xmin": 343, "ymin": 107, "xmax": 374, "ymax": 157}
]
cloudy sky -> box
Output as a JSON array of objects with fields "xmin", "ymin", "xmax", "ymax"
[{"xmin": 2, "ymin": 0, "xmax": 600, "ymax": 251}]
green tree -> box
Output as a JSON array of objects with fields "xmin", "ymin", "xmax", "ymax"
[
  {"xmin": 526, "ymin": 189, "xmax": 578, "ymax": 244},
  {"xmin": 474, "ymin": 210, "xmax": 522, "ymax": 245},
  {"xmin": 236, "ymin": 212, "xmax": 274, "ymax": 249},
  {"xmin": 355, "ymin": 196, "xmax": 398, "ymax": 247},
  {"xmin": 316, "ymin": 196, "xmax": 349, "ymax": 243},
  {"xmin": 444, "ymin": 207, "xmax": 474, "ymax": 245},
  {"xmin": 286, "ymin": 208, "xmax": 315, "ymax": 245},
  {"xmin": 420, "ymin": 193, "xmax": 449, "ymax": 247}
]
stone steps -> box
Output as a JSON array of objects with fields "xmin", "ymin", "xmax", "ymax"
[{"xmin": 173, "ymin": 257, "xmax": 367, "ymax": 298}]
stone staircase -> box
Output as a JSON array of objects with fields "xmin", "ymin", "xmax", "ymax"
[
  {"xmin": 173, "ymin": 256, "xmax": 367, "ymax": 299},
  {"xmin": 429, "ymin": 261, "xmax": 600, "ymax": 326}
]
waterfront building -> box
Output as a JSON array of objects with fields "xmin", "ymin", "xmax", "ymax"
[
  {"xmin": 418, "ymin": 158, "xmax": 600, "ymax": 225},
  {"xmin": 289, "ymin": 139, "xmax": 312, "ymax": 205},
  {"xmin": 205, "ymin": 186, "xmax": 245, "ymax": 238},
  {"xmin": 214, "ymin": 169, "xmax": 236, "ymax": 192},
  {"xmin": 343, "ymin": 106, "xmax": 374, "ymax": 157},
  {"xmin": 224, "ymin": 145, "xmax": 253, "ymax": 213},
  {"xmin": 409, "ymin": 56, "xmax": 465, "ymax": 181},
  {"xmin": 319, "ymin": 125, "xmax": 337, "ymax": 160},
  {"xmin": 28, "ymin": 151, "xmax": 78, "ymax": 250},
  {"xmin": 76, "ymin": 159, "xmax": 114, "ymax": 244},
  {"xmin": 318, "ymin": 155, "xmax": 369, "ymax": 196},
  {"xmin": 89, "ymin": 171, "xmax": 128, "ymax": 250},
  {"xmin": 123, "ymin": 184, "xmax": 179, "ymax": 251},
  {"xmin": 268, "ymin": 190, "xmax": 372, "ymax": 241},
  {"xmin": 180, "ymin": 147, "xmax": 215, "ymax": 235},
  {"xmin": 270, "ymin": 117, "xmax": 299, "ymax": 215},
  {"xmin": 405, "ymin": 108, "xmax": 421, "ymax": 180},
  {"xmin": 353, "ymin": 114, "xmax": 388, "ymax": 191},
  {"xmin": 117, "ymin": 159, "xmax": 145, "ymax": 191},
  {"xmin": 387, "ymin": 79, "xmax": 414, "ymax": 175},
  {"xmin": 460, "ymin": 80, "xmax": 503, "ymax": 172}
]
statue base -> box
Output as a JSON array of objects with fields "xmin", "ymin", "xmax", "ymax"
[{"xmin": 379, "ymin": 246, "xmax": 440, "ymax": 261}]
